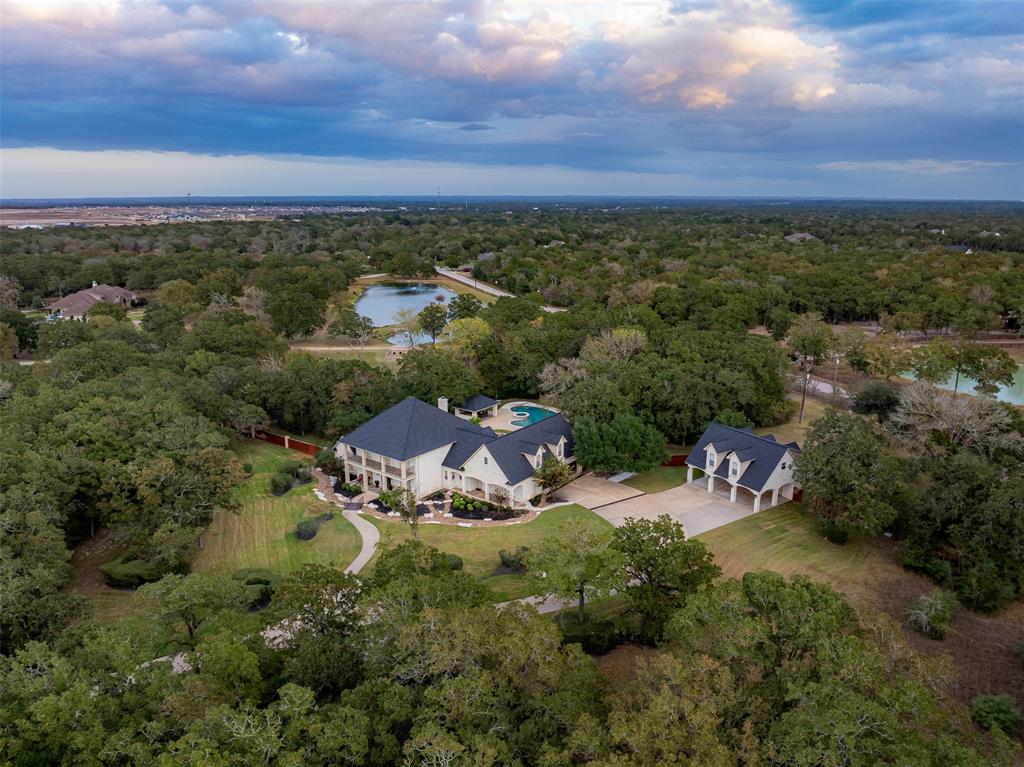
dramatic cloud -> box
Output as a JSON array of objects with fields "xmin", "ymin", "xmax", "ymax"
[{"xmin": 0, "ymin": 0, "xmax": 1021, "ymax": 197}]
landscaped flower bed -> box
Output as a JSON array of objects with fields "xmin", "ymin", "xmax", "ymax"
[
  {"xmin": 333, "ymin": 480, "xmax": 363, "ymax": 498},
  {"xmin": 450, "ymin": 492, "xmax": 518, "ymax": 520}
]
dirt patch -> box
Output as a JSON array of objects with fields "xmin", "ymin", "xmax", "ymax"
[
  {"xmin": 69, "ymin": 528, "xmax": 123, "ymax": 597},
  {"xmin": 863, "ymin": 540, "xmax": 1024, "ymax": 707}
]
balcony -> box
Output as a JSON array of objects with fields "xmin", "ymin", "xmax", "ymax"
[{"xmin": 350, "ymin": 456, "xmax": 414, "ymax": 478}]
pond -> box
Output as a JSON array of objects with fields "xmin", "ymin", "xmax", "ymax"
[
  {"xmin": 903, "ymin": 364, "xmax": 1024, "ymax": 406},
  {"xmin": 354, "ymin": 282, "xmax": 457, "ymax": 345}
]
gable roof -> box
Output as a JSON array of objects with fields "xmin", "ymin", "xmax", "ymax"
[
  {"xmin": 456, "ymin": 394, "xmax": 498, "ymax": 412},
  {"xmin": 687, "ymin": 422, "xmax": 799, "ymax": 492},
  {"xmin": 339, "ymin": 397, "xmax": 496, "ymax": 460},
  {"xmin": 49, "ymin": 284, "xmax": 136, "ymax": 316},
  {"xmin": 477, "ymin": 413, "xmax": 574, "ymax": 485}
]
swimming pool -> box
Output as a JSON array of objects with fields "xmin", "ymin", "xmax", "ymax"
[{"xmin": 510, "ymin": 405, "xmax": 556, "ymax": 427}]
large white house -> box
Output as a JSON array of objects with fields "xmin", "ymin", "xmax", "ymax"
[
  {"xmin": 334, "ymin": 397, "xmax": 576, "ymax": 506},
  {"xmin": 685, "ymin": 423, "xmax": 800, "ymax": 512}
]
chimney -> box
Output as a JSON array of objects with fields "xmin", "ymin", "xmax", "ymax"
[{"xmin": 437, "ymin": 397, "xmax": 449, "ymax": 412}]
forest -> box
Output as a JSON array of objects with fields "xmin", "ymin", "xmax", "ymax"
[{"xmin": 1, "ymin": 201, "xmax": 1022, "ymax": 764}]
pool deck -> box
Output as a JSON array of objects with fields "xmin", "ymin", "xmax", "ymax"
[{"xmin": 479, "ymin": 402, "xmax": 558, "ymax": 432}]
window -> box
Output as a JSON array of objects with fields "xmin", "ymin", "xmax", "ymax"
[
  {"xmin": 484, "ymin": 457, "xmax": 488, "ymax": 465},
  {"xmin": 707, "ymin": 454, "xmax": 716, "ymax": 468},
  {"xmin": 730, "ymin": 462, "xmax": 738, "ymax": 477},
  {"xmin": 557, "ymin": 443, "xmax": 563, "ymax": 457}
]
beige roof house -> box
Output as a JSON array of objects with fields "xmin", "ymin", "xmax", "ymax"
[{"xmin": 48, "ymin": 282, "xmax": 137, "ymax": 319}]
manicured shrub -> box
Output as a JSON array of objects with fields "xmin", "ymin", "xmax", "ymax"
[
  {"xmin": 499, "ymin": 546, "xmax": 529, "ymax": 572},
  {"xmin": 971, "ymin": 694, "xmax": 1021, "ymax": 734},
  {"xmin": 820, "ymin": 519, "xmax": 849, "ymax": 545},
  {"xmin": 904, "ymin": 589, "xmax": 957, "ymax": 640},
  {"xmin": 444, "ymin": 553, "xmax": 464, "ymax": 571},
  {"xmin": 270, "ymin": 472, "xmax": 294, "ymax": 495},
  {"xmin": 557, "ymin": 617, "xmax": 623, "ymax": 655},
  {"xmin": 242, "ymin": 462, "xmax": 253, "ymax": 475},
  {"xmin": 100, "ymin": 555, "xmax": 161, "ymax": 588},
  {"xmin": 296, "ymin": 512, "xmax": 333, "ymax": 541}
]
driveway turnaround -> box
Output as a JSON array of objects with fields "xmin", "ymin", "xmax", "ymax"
[
  {"xmin": 587, "ymin": 480, "xmax": 764, "ymax": 537},
  {"xmin": 559, "ymin": 474, "xmax": 645, "ymax": 509}
]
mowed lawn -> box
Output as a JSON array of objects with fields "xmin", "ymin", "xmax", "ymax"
[
  {"xmin": 623, "ymin": 466, "xmax": 688, "ymax": 493},
  {"xmin": 192, "ymin": 441, "xmax": 361, "ymax": 576},
  {"xmin": 367, "ymin": 504, "xmax": 612, "ymax": 601},
  {"xmin": 697, "ymin": 502, "xmax": 915, "ymax": 613}
]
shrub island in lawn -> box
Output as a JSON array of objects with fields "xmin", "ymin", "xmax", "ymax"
[{"xmin": 271, "ymin": 460, "xmax": 313, "ymax": 496}]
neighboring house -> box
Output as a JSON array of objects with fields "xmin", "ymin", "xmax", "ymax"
[
  {"xmin": 784, "ymin": 232, "xmax": 819, "ymax": 243},
  {"xmin": 686, "ymin": 423, "xmax": 800, "ymax": 512},
  {"xmin": 335, "ymin": 396, "xmax": 576, "ymax": 506},
  {"xmin": 47, "ymin": 282, "xmax": 137, "ymax": 320},
  {"xmin": 445, "ymin": 394, "xmax": 499, "ymax": 420}
]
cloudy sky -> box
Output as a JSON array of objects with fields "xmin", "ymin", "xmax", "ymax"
[{"xmin": 1, "ymin": 0, "xmax": 1021, "ymax": 198}]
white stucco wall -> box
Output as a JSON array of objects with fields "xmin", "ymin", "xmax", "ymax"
[{"xmin": 411, "ymin": 443, "xmax": 454, "ymax": 496}]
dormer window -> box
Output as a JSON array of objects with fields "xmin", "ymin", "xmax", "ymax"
[
  {"xmin": 556, "ymin": 442, "xmax": 563, "ymax": 458},
  {"xmin": 729, "ymin": 460, "xmax": 738, "ymax": 478},
  {"xmin": 707, "ymin": 450, "xmax": 716, "ymax": 469}
]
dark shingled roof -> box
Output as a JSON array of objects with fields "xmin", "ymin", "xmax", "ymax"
[
  {"xmin": 340, "ymin": 398, "xmax": 573, "ymax": 486},
  {"xmin": 686, "ymin": 423, "xmax": 799, "ymax": 493},
  {"xmin": 477, "ymin": 414, "xmax": 574, "ymax": 485},
  {"xmin": 456, "ymin": 394, "xmax": 499, "ymax": 412},
  {"xmin": 339, "ymin": 397, "xmax": 496, "ymax": 460}
]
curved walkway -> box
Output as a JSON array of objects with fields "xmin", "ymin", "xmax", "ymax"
[
  {"xmin": 341, "ymin": 507, "xmax": 379, "ymax": 575},
  {"xmin": 312, "ymin": 468, "xmax": 380, "ymax": 574}
]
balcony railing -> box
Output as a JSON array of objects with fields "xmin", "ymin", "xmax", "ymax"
[{"xmin": 349, "ymin": 456, "xmax": 414, "ymax": 478}]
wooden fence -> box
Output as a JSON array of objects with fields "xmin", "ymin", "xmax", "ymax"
[{"xmin": 254, "ymin": 431, "xmax": 323, "ymax": 457}]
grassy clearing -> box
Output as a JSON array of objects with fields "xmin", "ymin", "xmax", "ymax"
[
  {"xmin": 367, "ymin": 504, "xmax": 612, "ymax": 600},
  {"xmin": 697, "ymin": 502, "xmax": 909, "ymax": 613},
  {"xmin": 622, "ymin": 466, "xmax": 687, "ymax": 494},
  {"xmin": 191, "ymin": 441, "xmax": 361, "ymax": 576}
]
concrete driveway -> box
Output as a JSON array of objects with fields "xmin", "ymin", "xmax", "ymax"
[
  {"xmin": 587, "ymin": 480, "xmax": 763, "ymax": 537},
  {"xmin": 558, "ymin": 474, "xmax": 644, "ymax": 509}
]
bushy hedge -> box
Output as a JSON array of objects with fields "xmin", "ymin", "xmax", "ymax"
[
  {"xmin": 270, "ymin": 472, "xmax": 295, "ymax": 495},
  {"xmin": 820, "ymin": 519, "xmax": 849, "ymax": 545},
  {"xmin": 296, "ymin": 512, "xmax": 334, "ymax": 541},
  {"xmin": 557, "ymin": 617, "xmax": 624, "ymax": 655},
  {"xmin": 444, "ymin": 553, "xmax": 464, "ymax": 571},
  {"xmin": 100, "ymin": 555, "xmax": 161, "ymax": 588},
  {"xmin": 499, "ymin": 546, "xmax": 529, "ymax": 572},
  {"xmin": 971, "ymin": 694, "xmax": 1021, "ymax": 734},
  {"xmin": 904, "ymin": 589, "xmax": 957, "ymax": 639}
]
